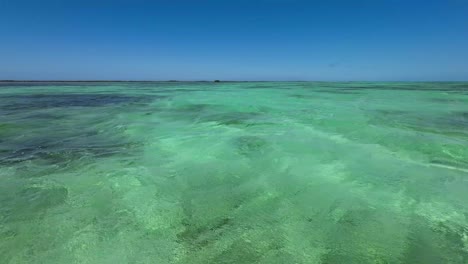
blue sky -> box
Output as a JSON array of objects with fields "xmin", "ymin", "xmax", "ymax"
[{"xmin": 1, "ymin": 0, "xmax": 467, "ymax": 81}]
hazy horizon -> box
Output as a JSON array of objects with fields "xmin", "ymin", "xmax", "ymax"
[{"xmin": 2, "ymin": 79, "xmax": 468, "ymax": 83}]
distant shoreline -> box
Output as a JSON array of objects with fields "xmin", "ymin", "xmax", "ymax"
[
  {"xmin": 1, "ymin": 80, "xmax": 466, "ymax": 83},
  {"xmin": 0, "ymin": 80, "xmax": 222, "ymax": 83},
  {"xmin": 0, "ymin": 80, "xmax": 274, "ymax": 83}
]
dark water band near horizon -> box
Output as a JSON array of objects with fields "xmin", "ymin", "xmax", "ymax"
[{"xmin": 1, "ymin": 82, "xmax": 468, "ymax": 263}]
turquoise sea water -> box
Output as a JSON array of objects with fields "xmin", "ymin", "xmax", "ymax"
[{"xmin": 1, "ymin": 82, "xmax": 468, "ymax": 263}]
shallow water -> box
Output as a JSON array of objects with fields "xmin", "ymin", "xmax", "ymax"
[{"xmin": 1, "ymin": 82, "xmax": 468, "ymax": 263}]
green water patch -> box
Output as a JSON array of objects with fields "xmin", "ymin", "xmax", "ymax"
[
  {"xmin": 0, "ymin": 123, "xmax": 25, "ymax": 139},
  {"xmin": 333, "ymin": 83, "xmax": 468, "ymax": 92},
  {"xmin": 238, "ymin": 83, "xmax": 287, "ymax": 90},
  {"xmin": 166, "ymin": 87, "xmax": 218, "ymax": 93},
  {"xmin": 447, "ymin": 111, "xmax": 468, "ymax": 128},
  {"xmin": 0, "ymin": 125, "xmax": 141, "ymax": 168},
  {"xmin": 232, "ymin": 135, "xmax": 269, "ymax": 156},
  {"xmin": 158, "ymin": 103, "xmax": 221, "ymax": 119},
  {"xmin": 1, "ymin": 185, "xmax": 68, "ymax": 223},
  {"xmin": 0, "ymin": 94, "xmax": 149, "ymax": 168},
  {"xmin": 177, "ymin": 217, "xmax": 233, "ymax": 249},
  {"xmin": 175, "ymin": 103, "xmax": 218, "ymax": 113},
  {"xmin": 402, "ymin": 216, "xmax": 468, "ymax": 264},
  {"xmin": 429, "ymin": 97, "xmax": 468, "ymax": 104},
  {"xmin": 171, "ymin": 166, "xmax": 293, "ymax": 263},
  {"xmin": 289, "ymin": 94, "xmax": 316, "ymax": 99},
  {"xmin": 2, "ymin": 82, "xmax": 468, "ymax": 263},
  {"xmin": 429, "ymin": 158, "xmax": 468, "ymax": 170},
  {"xmin": 159, "ymin": 103, "xmax": 270, "ymax": 127},
  {"xmin": 320, "ymin": 208, "xmax": 403, "ymax": 263},
  {"xmin": 312, "ymin": 89, "xmax": 361, "ymax": 94},
  {"xmin": 210, "ymin": 237, "xmax": 282, "ymax": 264},
  {"xmin": 367, "ymin": 109, "xmax": 468, "ymax": 169},
  {"xmin": 369, "ymin": 108, "xmax": 468, "ymax": 138},
  {"xmin": 201, "ymin": 112, "xmax": 265, "ymax": 127},
  {"xmin": 0, "ymin": 93, "xmax": 156, "ymax": 111},
  {"xmin": 0, "ymin": 91, "xmax": 162, "ymax": 160}
]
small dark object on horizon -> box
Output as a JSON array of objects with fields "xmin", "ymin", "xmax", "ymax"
[{"xmin": 214, "ymin": 80, "xmax": 221, "ymax": 83}]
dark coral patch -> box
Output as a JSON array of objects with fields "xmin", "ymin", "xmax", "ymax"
[
  {"xmin": 0, "ymin": 93, "xmax": 154, "ymax": 110},
  {"xmin": 233, "ymin": 136, "xmax": 269, "ymax": 155}
]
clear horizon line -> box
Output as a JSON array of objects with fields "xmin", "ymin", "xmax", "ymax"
[{"xmin": 1, "ymin": 80, "xmax": 467, "ymax": 83}]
